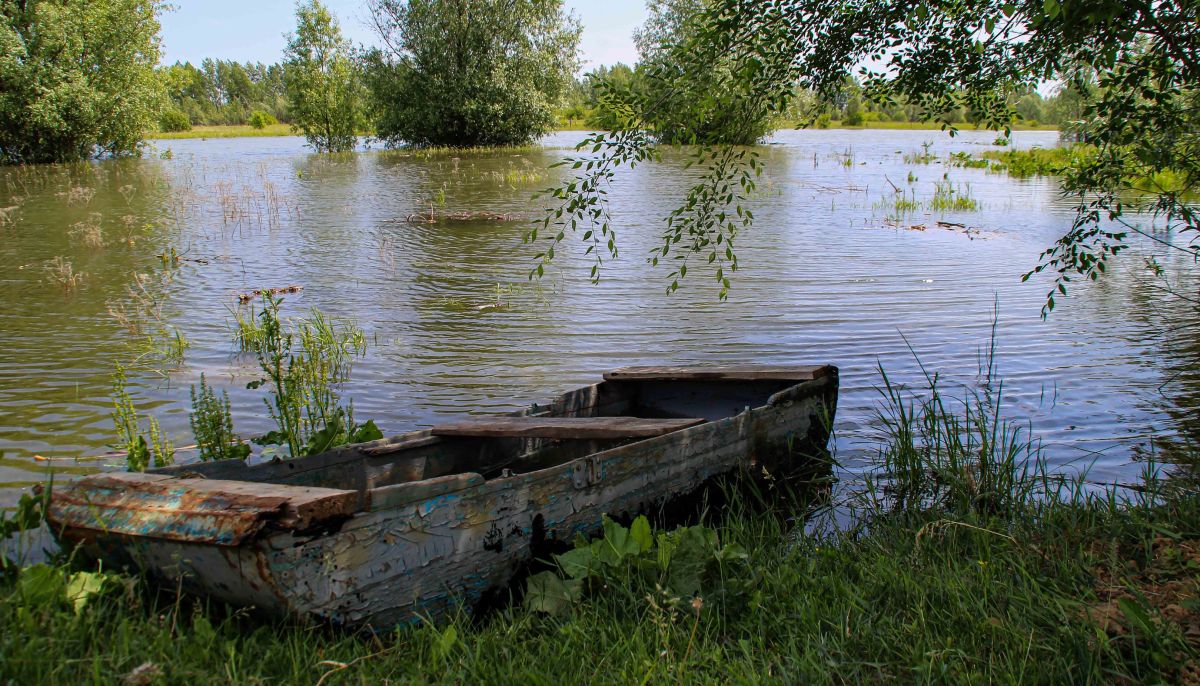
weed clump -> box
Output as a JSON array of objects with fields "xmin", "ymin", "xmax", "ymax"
[
  {"xmin": 248, "ymin": 294, "xmax": 381, "ymax": 458},
  {"xmin": 928, "ymin": 179, "xmax": 978, "ymax": 212},
  {"xmin": 189, "ymin": 374, "xmax": 249, "ymax": 462},
  {"xmin": 110, "ymin": 364, "xmax": 173, "ymax": 471}
]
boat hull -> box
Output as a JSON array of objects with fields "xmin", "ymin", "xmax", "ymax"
[{"xmin": 51, "ymin": 370, "xmax": 836, "ymax": 628}]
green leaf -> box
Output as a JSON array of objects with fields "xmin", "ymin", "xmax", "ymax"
[
  {"xmin": 555, "ymin": 546, "xmax": 599, "ymax": 580},
  {"xmin": 665, "ymin": 526, "xmax": 719, "ymax": 596},
  {"xmin": 193, "ymin": 614, "xmax": 217, "ymax": 643},
  {"xmin": 1117, "ymin": 597, "xmax": 1155, "ymax": 635},
  {"xmin": 65, "ymin": 571, "xmax": 110, "ymax": 614},
  {"xmin": 18, "ymin": 565, "xmax": 64, "ymax": 606},
  {"xmin": 351, "ymin": 419, "xmax": 384, "ymax": 443},
  {"xmin": 254, "ymin": 429, "xmax": 290, "ymax": 447},
  {"xmin": 630, "ymin": 515, "xmax": 653, "ymax": 553},
  {"xmin": 525, "ymin": 572, "xmax": 582, "ymax": 615},
  {"xmin": 433, "ymin": 625, "xmax": 458, "ymax": 660}
]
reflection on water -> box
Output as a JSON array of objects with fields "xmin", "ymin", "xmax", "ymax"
[{"xmin": 1, "ymin": 129, "xmax": 1197, "ymax": 508}]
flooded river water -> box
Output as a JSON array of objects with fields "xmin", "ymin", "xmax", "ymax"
[{"xmin": 1, "ymin": 129, "xmax": 1197, "ymax": 509}]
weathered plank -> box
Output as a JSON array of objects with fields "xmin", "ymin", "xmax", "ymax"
[
  {"xmin": 46, "ymin": 473, "xmax": 359, "ymax": 545},
  {"xmin": 430, "ymin": 416, "xmax": 705, "ymax": 439},
  {"xmin": 603, "ymin": 365, "xmax": 833, "ymax": 382},
  {"xmin": 368, "ymin": 472, "xmax": 484, "ymax": 511}
]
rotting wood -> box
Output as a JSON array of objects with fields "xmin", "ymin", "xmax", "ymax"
[
  {"xmin": 368, "ymin": 472, "xmax": 484, "ymax": 511},
  {"xmin": 46, "ymin": 472, "xmax": 359, "ymax": 545},
  {"xmin": 604, "ymin": 365, "xmax": 832, "ymax": 382},
  {"xmin": 361, "ymin": 434, "xmax": 441, "ymax": 456},
  {"xmin": 430, "ymin": 416, "xmax": 705, "ymax": 439}
]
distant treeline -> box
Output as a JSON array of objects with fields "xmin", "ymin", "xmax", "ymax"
[
  {"xmin": 158, "ymin": 60, "xmax": 289, "ymax": 130},
  {"xmin": 556, "ymin": 64, "xmax": 1088, "ymax": 130},
  {"xmin": 159, "ymin": 58, "xmax": 1084, "ymax": 134}
]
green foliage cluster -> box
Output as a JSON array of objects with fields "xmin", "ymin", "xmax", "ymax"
[
  {"xmin": 188, "ymin": 374, "xmax": 249, "ymax": 462},
  {"xmin": 283, "ymin": 0, "xmax": 367, "ymax": 153},
  {"xmin": 558, "ymin": 65, "xmax": 1081, "ymax": 136},
  {"xmin": 365, "ymin": 0, "xmax": 581, "ymax": 147},
  {"xmin": 525, "ymin": 515, "xmax": 749, "ymax": 616},
  {"xmin": 983, "ymin": 145, "xmax": 1098, "ymax": 177},
  {"xmin": 928, "ymin": 180, "xmax": 978, "ymax": 212},
  {"xmin": 0, "ymin": 491, "xmax": 45, "ymax": 571},
  {"xmin": 948, "ymin": 151, "xmax": 989, "ymax": 169},
  {"xmin": 247, "ymin": 294, "xmax": 381, "ymax": 458},
  {"xmin": 0, "ymin": 0, "xmax": 163, "ymax": 164},
  {"xmin": 157, "ymin": 109, "xmax": 191, "ymax": 133},
  {"xmin": 110, "ymin": 364, "xmax": 173, "ymax": 472},
  {"xmin": 575, "ymin": 63, "xmax": 640, "ymax": 131},
  {"xmin": 247, "ymin": 110, "xmax": 278, "ymax": 129},
  {"xmin": 10, "ymin": 565, "xmax": 120, "ymax": 616},
  {"xmin": 158, "ymin": 59, "xmax": 289, "ymax": 127},
  {"xmin": 105, "ymin": 296, "xmax": 381, "ymax": 471}
]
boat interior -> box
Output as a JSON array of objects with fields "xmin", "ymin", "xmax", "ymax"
[{"xmin": 155, "ymin": 367, "xmax": 832, "ymax": 501}]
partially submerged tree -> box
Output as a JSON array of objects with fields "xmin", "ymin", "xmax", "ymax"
[
  {"xmin": 283, "ymin": 0, "xmax": 367, "ymax": 153},
  {"xmin": 365, "ymin": 0, "xmax": 581, "ymax": 147},
  {"xmin": 532, "ymin": 0, "xmax": 1200, "ymax": 309},
  {"xmin": 0, "ymin": 0, "xmax": 163, "ymax": 164}
]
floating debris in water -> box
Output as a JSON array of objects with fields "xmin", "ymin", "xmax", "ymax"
[
  {"xmin": 405, "ymin": 210, "xmax": 518, "ymax": 224},
  {"xmin": 881, "ymin": 219, "xmax": 999, "ymax": 241},
  {"xmin": 238, "ymin": 284, "xmax": 302, "ymax": 302},
  {"xmin": 156, "ymin": 252, "xmax": 209, "ymax": 265}
]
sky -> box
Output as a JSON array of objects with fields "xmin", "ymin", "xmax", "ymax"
[{"xmin": 158, "ymin": 1, "xmax": 647, "ymax": 72}]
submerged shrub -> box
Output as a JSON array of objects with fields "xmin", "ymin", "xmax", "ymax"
[
  {"xmin": 365, "ymin": 0, "xmax": 581, "ymax": 147},
  {"xmin": 0, "ymin": 0, "xmax": 164, "ymax": 163}
]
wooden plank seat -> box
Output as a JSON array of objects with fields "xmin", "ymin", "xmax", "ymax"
[
  {"xmin": 604, "ymin": 365, "xmax": 834, "ymax": 382},
  {"xmin": 430, "ymin": 416, "xmax": 705, "ymax": 440}
]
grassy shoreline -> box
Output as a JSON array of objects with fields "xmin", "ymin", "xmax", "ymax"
[
  {"xmin": 147, "ymin": 124, "xmax": 296, "ymax": 139},
  {"xmin": 2, "ymin": 370, "xmax": 1196, "ymax": 684}
]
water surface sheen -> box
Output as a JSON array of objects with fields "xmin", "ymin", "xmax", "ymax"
[{"xmin": 1, "ymin": 129, "xmax": 1197, "ymax": 507}]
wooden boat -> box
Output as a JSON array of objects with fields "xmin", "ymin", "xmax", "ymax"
[{"xmin": 47, "ymin": 365, "xmax": 837, "ymax": 628}]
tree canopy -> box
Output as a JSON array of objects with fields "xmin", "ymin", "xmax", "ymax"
[
  {"xmin": 631, "ymin": 0, "xmax": 777, "ymax": 144},
  {"xmin": 283, "ymin": 0, "xmax": 367, "ymax": 153},
  {"xmin": 365, "ymin": 0, "xmax": 581, "ymax": 147},
  {"xmin": 533, "ymin": 0, "xmax": 1200, "ymax": 309},
  {"xmin": 0, "ymin": 0, "xmax": 163, "ymax": 164}
]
